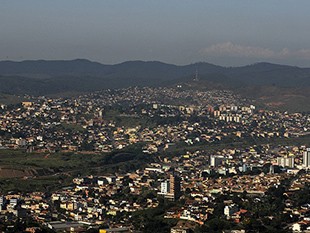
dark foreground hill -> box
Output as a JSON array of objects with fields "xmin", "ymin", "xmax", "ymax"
[{"xmin": 0, "ymin": 59, "xmax": 310, "ymax": 111}]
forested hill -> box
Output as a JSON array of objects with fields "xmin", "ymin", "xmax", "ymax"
[{"xmin": 0, "ymin": 59, "xmax": 310, "ymax": 95}]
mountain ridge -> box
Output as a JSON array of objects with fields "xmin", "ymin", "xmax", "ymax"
[{"xmin": 0, "ymin": 59, "xmax": 309, "ymax": 95}]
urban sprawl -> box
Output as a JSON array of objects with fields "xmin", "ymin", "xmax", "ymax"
[{"xmin": 0, "ymin": 86, "xmax": 309, "ymax": 233}]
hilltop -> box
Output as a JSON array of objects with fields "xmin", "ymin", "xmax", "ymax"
[{"xmin": 0, "ymin": 59, "xmax": 310, "ymax": 111}]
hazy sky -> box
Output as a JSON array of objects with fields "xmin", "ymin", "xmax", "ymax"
[{"xmin": 1, "ymin": 0, "xmax": 310, "ymax": 66}]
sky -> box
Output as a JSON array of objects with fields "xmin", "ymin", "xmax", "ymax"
[{"xmin": 1, "ymin": 0, "xmax": 310, "ymax": 67}]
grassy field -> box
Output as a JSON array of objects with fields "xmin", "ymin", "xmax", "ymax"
[
  {"xmin": 104, "ymin": 108, "xmax": 156, "ymax": 128},
  {"xmin": 0, "ymin": 149, "xmax": 104, "ymax": 192},
  {"xmin": 0, "ymin": 147, "xmax": 152, "ymax": 193},
  {"xmin": 0, "ymin": 175, "xmax": 73, "ymax": 193},
  {"xmin": 0, "ymin": 150, "xmax": 102, "ymax": 170}
]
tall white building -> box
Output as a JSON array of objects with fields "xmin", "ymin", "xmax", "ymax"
[
  {"xmin": 277, "ymin": 157, "xmax": 295, "ymax": 168},
  {"xmin": 224, "ymin": 204, "xmax": 239, "ymax": 218},
  {"xmin": 303, "ymin": 148, "xmax": 310, "ymax": 169},
  {"xmin": 160, "ymin": 181, "xmax": 170, "ymax": 194},
  {"xmin": 210, "ymin": 155, "xmax": 225, "ymax": 167}
]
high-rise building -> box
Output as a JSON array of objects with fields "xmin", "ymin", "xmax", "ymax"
[
  {"xmin": 277, "ymin": 157, "xmax": 295, "ymax": 168},
  {"xmin": 303, "ymin": 148, "xmax": 310, "ymax": 169},
  {"xmin": 169, "ymin": 174, "xmax": 181, "ymax": 201},
  {"xmin": 160, "ymin": 181, "xmax": 170, "ymax": 194},
  {"xmin": 210, "ymin": 155, "xmax": 225, "ymax": 167},
  {"xmin": 159, "ymin": 173, "xmax": 181, "ymax": 201}
]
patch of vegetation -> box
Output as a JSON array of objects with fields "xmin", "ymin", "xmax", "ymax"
[
  {"xmin": 0, "ymin": 93, "xmax": 26, "ymax": 105},
  {"xmin": 104, "ymin": 108, "xmax": 156, "ymax": 128},
  {"xmin": 0, "ymin": 145, "xmax": 153, "ymax": 193},
  {"xmin": 165, "ymin": 134, "xmax": 310, "ymax": 156},
  {"xmin": 60, "ymin": 123, "xmax": 85, "ymax": 132}
]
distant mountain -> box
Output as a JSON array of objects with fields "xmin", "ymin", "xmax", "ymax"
[
  {"xmin": 0, "ymin": 59, "xmax": 310, "ymax": 96},
  {"xmin": 226, "ymin": 62, "xmax": 310, "ymax": 87},
  {"xmin": 0, "ymin": 59, "xmax": 107, "ymax": 77}
]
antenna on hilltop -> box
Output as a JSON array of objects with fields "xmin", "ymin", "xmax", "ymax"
[{"xmin": 193, "ymin": 67, "xmax": 199, "ymax": 81}]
